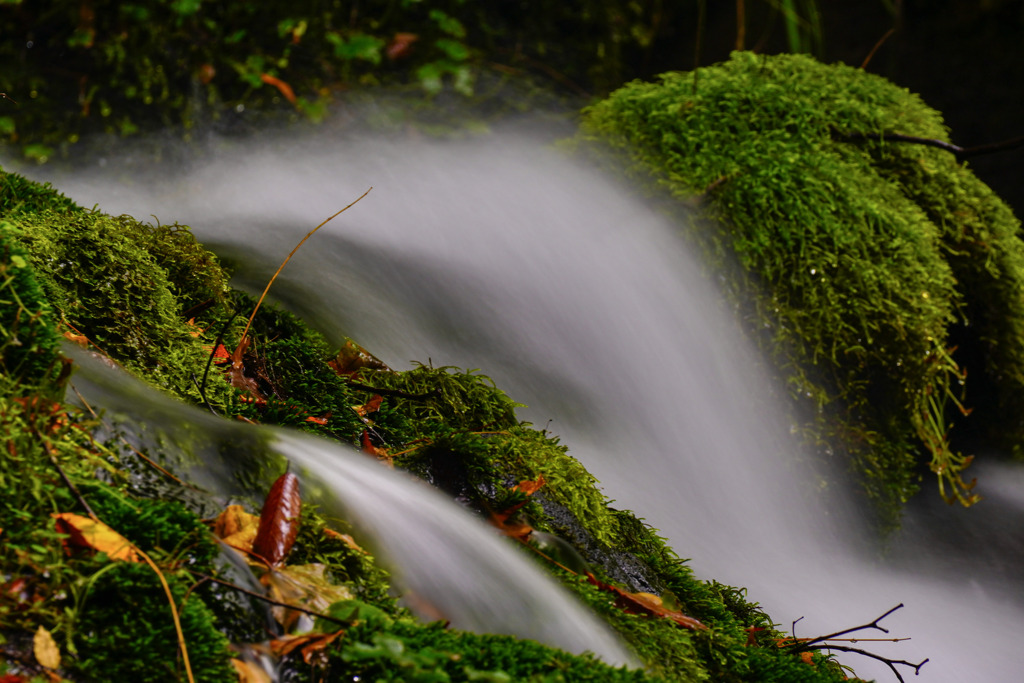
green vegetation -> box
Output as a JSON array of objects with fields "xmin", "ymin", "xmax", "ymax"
[
  {"xmin": 0, "ymin": 165, "xmax": 852, "ymax": 680},
  {"xmin": 577, "ymin": 51, "xmax": 1024, "ymax": 527}
]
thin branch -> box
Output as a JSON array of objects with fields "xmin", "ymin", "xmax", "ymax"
[
  {"xmin": 185, "ymin": 569, "xmax": 350, "ymax": 627},
  {"xmin": 191, "ymin": 373, "xmax": 219, "ymax": 416},
  {"xmin": 835, "ymin": 129, "xmax": 1024, "ymax": 160},
  {"xmin": 861, "ymin": 27, "xmax": 896, "ymax": 70},
  {"xmin": 345, "ymin": 381, "xmax": 437, "ymax": 400},
  {"xmin": 814, "ymin": 644, "xmax": 928, "ymax": 683},
  {"xmin": 199, "ymin": 309, "xmax": 242, "ymax": 403},
  {"xmin": 42, "ymin": 439, "xmax": 97, "ymax": 520},
  {"xmin": 787, "ymin": 603, "xmax": 903, "ymax": 652}
]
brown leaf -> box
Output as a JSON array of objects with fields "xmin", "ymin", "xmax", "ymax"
[
  {"xmin": 489, "ymin": 475, "xmax": 547, "ymax": 541},
  {"xmin": 323, "ymin": 528, "xmax": 366, "ymax": 553},
  {"xmin": 353, "ymin": 394, "xmax": 384, "ymax": 418},
  {"xmin": 386, "ymin": 32, "xmax": 419, "ymax": 60},
  {"xmin": 512, "ymin": 475, "xmax": 546, "ymax": 497},
  {"xmin": 328, "ymin": 341, "xmax": 390, "ymax": 378},
  {"xmin": 270, "ymin": 629, "xmax": 345, "ymax": 663},
  {"xmin": 213, "ymin": 504, "xmax": 260, "ymax": 553},
  {"xmin": 259, "ymin": 73, "xmax": 296, "ymax": 104},
  {"xmin": 360, "ymin": 431, "xmax": 393, "ymax": 467},
  {"xmin": 252, "ymin": 472, "xmax": 301, "ymax": 567},
  {"xmin": 230, "ymin": 657, "xmax": 273, "ymax": 683},
  {"xmin": 224, "ymin": 335, "xmax": 266, "ymax": 401},
  {"xmin": 261, "ymin": 564, "xmax": 354, "ymax": 631},
  {"xmin": 586, "ymin": 573, "xmax": 706, "ymax": 630},
  {"xmin": 52, "ymin": 513, "xmax": 139, "ymax": 563}
]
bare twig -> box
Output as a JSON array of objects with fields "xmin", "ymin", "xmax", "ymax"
[
  {"xmin": 345, "ymin": 381, "xmax": 436, "ymax": 400},
  {"xmin": 185, "ymin": 569, "xmax": 350, "ymax": 627},
  {"xmin": 861, "ymin": 27, "xmax": 896, "ymax": 70},
  {"xmin": 834, "ymin": 129, "xmax": 1024, "ymax": 160},
  {"xmin": 191, "ymin": 373, "xmax": 219, "ymax": 416},
  {"xmin": 787, "ymin": 603, "xmax": 904, "ymax": 651},
  {"xmin": 809, "ymin": 644, "xmax": 927, "ymax": 683},
  {"xmin": 785, "ymin": 604, "xmax": 927, "ymax": 683}
]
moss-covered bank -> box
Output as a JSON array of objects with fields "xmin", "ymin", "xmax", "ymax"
[
  {"xmin": 577, "ymin": 51, "xmax": 1024, "ymax": 528},
  {"xmin": 0, "ymin": 170, "xmax": 851, "ymax": 679}
]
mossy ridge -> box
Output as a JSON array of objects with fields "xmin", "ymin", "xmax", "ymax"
[
  {"xmin": 0, "ymin": 167, "xmax": 849, "ymax": 682},
  {"xmin": 578, "ymin": 50, "xmax": 1024, "ymax": 525}
]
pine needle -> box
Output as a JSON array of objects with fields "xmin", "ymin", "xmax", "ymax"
[{"xmin": 235, "ymin": 187, "xmax": 372, "ymax": 352}]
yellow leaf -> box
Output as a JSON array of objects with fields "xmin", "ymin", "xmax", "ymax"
[
  {"xmin": 214, "ymin": 504, "xmax": 260, "ymax": 553},
  {"xmin": 52, "ymin": 513, "xmax": 139, "ymax": 562},
  {"xmin": 34, "ymin": 625, "xmax": 61, "ymax": 669},
  {"xmin": 261, "ymin": 564, "xmax": 354, "ymax": 631},
  {"xmin": 231, "ymin": 657, "xmax": 274, "ymax": 683}
]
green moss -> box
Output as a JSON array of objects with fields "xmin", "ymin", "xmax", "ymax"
[
  {"xmin": 72, "ymin": 563, "xmax": 235, "ymax": 683},
  {"xmin": 2, "ymin": 201, "xmax": 235, "ymax": 405},
  {"xmin": 0, "ymin": 166, "xmax": 851, "ymax": 683},
  {"xmin": 0, "ymin": 228, "xmax": 62, "ymax": 392},
  {"xmin": 578, "ymin": 51, "xmax": 1024, "ymax": 524}
]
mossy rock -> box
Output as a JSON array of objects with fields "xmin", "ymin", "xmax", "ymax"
[
  {"xmin": 0, "ymin": 167, "xmax": 852, "ymax": 682},
  {"xmin": 577, "ymin": 51, "xmax": 1024, "ymax": 525}
]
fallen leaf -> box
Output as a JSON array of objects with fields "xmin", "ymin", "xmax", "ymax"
[
  {"xmin": 61, "ymin": 330, "xmax": 89, "ymax": 347},
  {"xmin": 513, "ymin": 475, "xmax": 546, "ymax": 497},
  {"xmin": 213, "ymin": 504, "xmax": 260, "ymax": 553},
  {"xmin": 586, "ymin": 573, "xmax": 706, "ymax": 630},
  {"xmin": 269, "ymin": 629, "xmax": 345, "ymax": 663},
  {"xmin": 230, "ymin": 657, "xmax": 273, "ymax": 683},
  {"xmin": 353, "ymin": 395, "xmax": 383, "ymax": 418},
  {"xmin": 304, "ymin": 412, "xmax": 331, "ymax": 426},
  {"xmin": 185, "ymin": 318, "xmax": 205, "ymax": 337},
  {"xmin": 52, "ymin": 513, "xmax": 139, "ymax": 562},
  {"xmin": 261, "ymin": 564, "xmax": 354, "ymax": 631},
  {"xmin": 259, "ymin": 73, "xmax": 296, "ymax": 104},
  {"xmin": 33, "ymin": 625, "xmax": 61, "ymax": 669},
  {"xmin": 386, "ymin": 32, "xmax": 419, "ymax": 60},
  {"xmin": 489, "ymin": 476, "xmax": 547, "ymax": 541},
  {"xmin": 323, "ymin": 528, "xmax": 365, "ymax": 553},
  {"xmin": 252, "ymin": 472, "xmax": 301, "ymax": 566},
  {"xmin": 328, "ymin": 341, "xmax": 390, "ymax": 378},
  {"xmin": 360, "ymin": 431, "xmax": 392, "ymax": 467}
]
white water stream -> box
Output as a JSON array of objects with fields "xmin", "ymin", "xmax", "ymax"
[{"xmin": 30, "ymin": 120, "xmax": 1024, "ymax": 681}]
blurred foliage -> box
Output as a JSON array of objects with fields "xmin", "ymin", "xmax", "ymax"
[
  {"xmin": 578, "ymin": 51, "xmax": 1024, "ymax": 527},
  {"xmin": 0, "ymin": 0, "xmax": 682, "ymax": 159}
]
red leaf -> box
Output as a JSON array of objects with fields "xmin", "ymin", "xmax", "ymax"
[
  {"xmin": 304, "ymin": 411, "xmax": 331, "ymax": 425},
  {"xmin": 512, "ymin": 475, "xmax": 546, "ymax": 497},
  {"xmin": 252, "ymin": 472, "xmax": 302, "ymax": 566},
  {"xmin": 386, "ymin": 32, "xmax": 419, "ymax": 60},
  {"xmin": 260, "ymin": 73, "xmax": 296, "ymax": 104},
  {"xmin": 353, "ymin": 395, "xmax": 383, "ymax": 418},
  {"xmin": 360, "ymin": 430, "xmax": 392, "ymax": 466}
]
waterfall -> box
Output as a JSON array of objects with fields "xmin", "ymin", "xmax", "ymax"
[
  {"xmin": 38, "ymin": 121, "xmax": 1024, "ymax": 681},
  {"xmin": 65, "ymin": 346, "xmax": 635, "ymax": 666}
]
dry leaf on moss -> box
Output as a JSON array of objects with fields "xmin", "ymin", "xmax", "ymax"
[
  {"xmin": 252, "ymin": 472, "xmax": 301, "ymax": 567},
  {"xmin": 33, "ymin": 625, "xmax": 61, "ymax": 669},
  {"xmin": 52, "ymin": 513, "xmax": 139, "ymax": 562}
]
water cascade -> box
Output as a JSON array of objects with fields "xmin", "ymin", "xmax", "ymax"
[
  {"xmin": 39, "ymin": 123, "xmax": 1024, "ymax": 681},
  {"xmin": 65, "ymin": 346, "xmax": 635, "ymax": 666}
]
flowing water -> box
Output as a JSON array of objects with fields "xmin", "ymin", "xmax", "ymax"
[{"xmin": 27, "ymin": 118, "xmax": 1024, "ymax": 681}]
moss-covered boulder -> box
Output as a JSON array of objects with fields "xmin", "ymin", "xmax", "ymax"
[
  {"xmin": 0, "ymin": 164, "xmax": 854, "ymax": 681},
  {"xmin": 578, "ymin": 51, "xmax": 1024, "ymax": 526}
]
